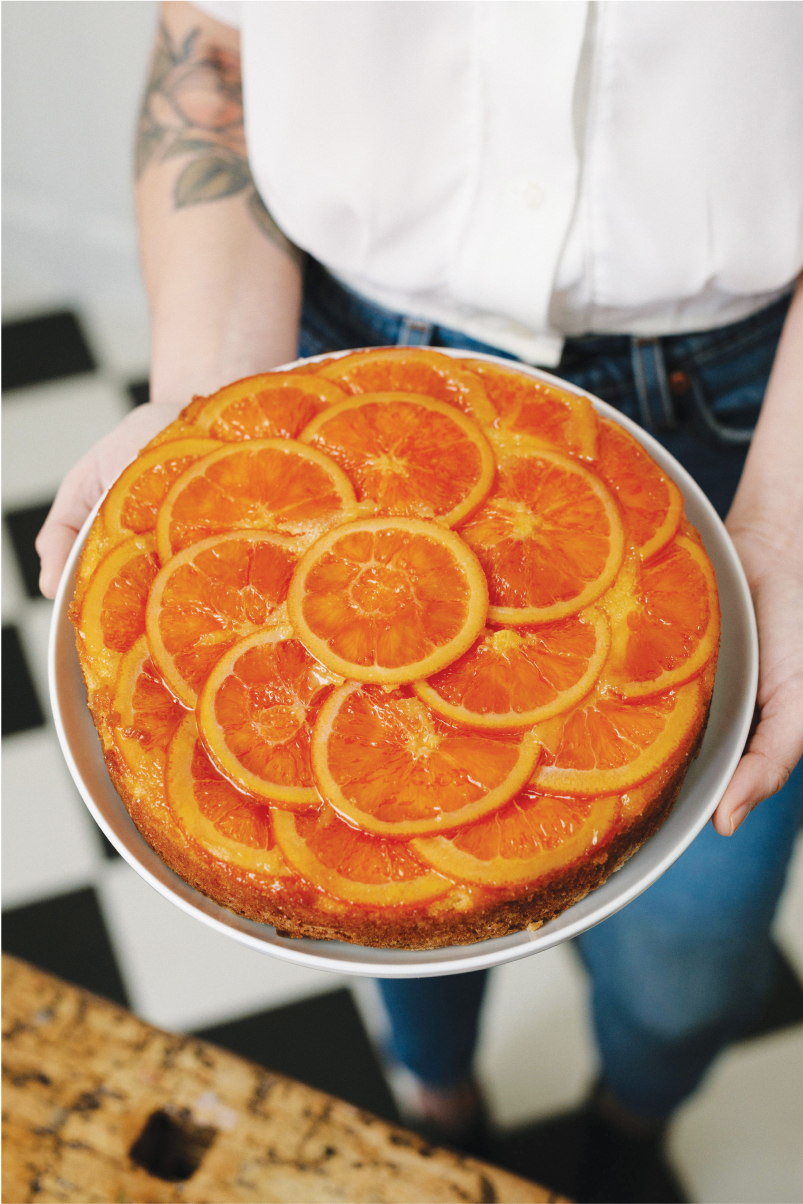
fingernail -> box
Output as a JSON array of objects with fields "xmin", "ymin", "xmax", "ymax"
[{"xmin": 729, "ymin": 804, "xmax": 751, "ymax": 834}]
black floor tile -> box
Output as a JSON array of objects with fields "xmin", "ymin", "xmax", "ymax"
[
  {"xmin": 5, "ymin": 501, "xmax": 53, "ymax": 598},
  {"xmin": 196, "ymin": 988, "xmax": 400, "ymax": 1124},
  {"xmin": 128, "ymin": 379, "xmax": 150, "ymax": 407},
  {"xmin": 2, "ymin": 310, "xmax": 96, "ymax": 392},
  {"xmin": 2, "ymin": 625, "xmax": 45, "ymax": 737},
  {"xmin": 491, "ymin": 1110, "xmax": 587, "ymax": 1202},
  {"xmin": 493, "ymin": 1106, "xmax": 689, "ymax": 1204},
  {"xmin": 740, "ymin": 943, "xmax": 803, "ymax": 1042},
  {"xmin": 2, "ymin": 886, "xmax": 130, "ymax": 1008},
  {"xmin": 96, "ymin": 828, "xmax": 123, "ymax": 860}
]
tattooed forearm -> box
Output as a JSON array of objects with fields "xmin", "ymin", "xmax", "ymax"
[{"xmin": 136, "ymin": 22, "xmax": 301, "ymax": 262}]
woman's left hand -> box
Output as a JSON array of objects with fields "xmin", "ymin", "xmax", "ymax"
[{"xmin": 713, "ymin": 522, "xmax": 803, "ymax": 835}]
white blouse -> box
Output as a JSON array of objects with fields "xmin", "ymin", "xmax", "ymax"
[{"xmin": 193, "ymin": 1, "xmax": 803, "ymax": 366}]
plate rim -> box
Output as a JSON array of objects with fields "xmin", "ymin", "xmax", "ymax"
[{"xmin": 48, "ymin": 346, "xmax": 758, "ymax": 977}]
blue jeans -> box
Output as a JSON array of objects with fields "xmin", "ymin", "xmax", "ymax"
[{"xmin": 300, "ymin": 259, "xmax": 803, "ymax": 1120}]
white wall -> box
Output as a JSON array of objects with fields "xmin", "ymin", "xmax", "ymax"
[{"xmin": 2, "ymin": 0, "xmax": 160, "ymax": 370}]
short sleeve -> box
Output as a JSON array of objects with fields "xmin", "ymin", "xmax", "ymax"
[{"xmin": 190, "ymin": 2, "xmax": 241, "ymax": 29}]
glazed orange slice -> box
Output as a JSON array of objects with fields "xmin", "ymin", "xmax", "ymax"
[
  {"xmin": 73, "ymin": 519, "xmax": 115, "ymax": 610},
  {"xmin": 197, "ymin": 627, "xmax": 341, "ymax": 808},
  {"xmin": 414, "ymin": 609, "xmax": 611, "ymax": 730},
  {"xmin": 460, "ymin": 449, "xmax": 624, "ymax": 624},
  {"xmin": 311, "ymin": 683, "xmax": 539, "ymax": 837},
  {"xmin": 273, "ymin": 804, "xmax": 452, "ymax": 908},
  {"xmin": 319, "ymin": 348, "xmax": 497, "ymax": 424},
  {"xmin": 78, "ymin": 534, "xmax": 160, "ymax": 685},
  {"xmin": 595, "ymin": 419, "xmax": 683, "ymax": 561},
  {"xmin": 299, "ymin": 393, "xmax": 495, "ymax": 526},
  {"xmin": 145, "ymin": 531, "xmax": 299, "ymax": 707},
  {"xmin": 412, "ymin": 789, "xmax": 620, "ymax": 889},
  {"xmin": 142, "ymin": 396, "xmax": 212, "ymax": 449},
  {"xmin": 112, "ymin": 635, "xmax": 185, "ymax": 789},
  {"xmin": 532, "ymin": 678, "xmax": 703, "ymax": 796},
  {"xmin": 287, "ymin": 517, "xmax": 489, "ymax": 684},
  {"xmin": 464, "ymin": 360, "xmax": 599, "ymax": 461},
  {"xmin": 102, "ymin": 438, "xmax": 220, "ymax": 540},
  {"xmin": 600, "ymin": 535, "xmax": 720, "ymax": 699},
  {"xmin": 190, "ymin": 372, "xmax": 347, "ymax": 441},
  {"xmin": 155, "ymin": 439, "xmax": 357, "ymax": 562},
  {"xmin": 166, "ymin": 713, "xmax": 288, "ymax": 875}
]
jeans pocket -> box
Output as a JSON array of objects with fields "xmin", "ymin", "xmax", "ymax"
[
  {"xmin": 679, "ymin": 305, "xmax": 785, "ymax": 447},
  {"xmin": 686, "ymin": 369, "xmax": 757, "ymax": 446}
]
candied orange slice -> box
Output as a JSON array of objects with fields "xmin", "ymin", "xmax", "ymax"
[
  {"xmin": 145, "ymin": 531, "xmax": 299, "ymax": 707},
  {"xmin": 166, "ymin": 713, "xmax": 288, "ymax": 875},
  {"xmin": 102, "ymin": 438, "xmax": 219, "ymax": 540},
  {"xmin": 414, "ymin": 609, "xmax": 611, "ymax": 730},
  {"xmin": 273, "ymin": 804, "xmax": 452, "ymax": 907},
  {"xmin": 287, "ymin": 517, "xmax": 488, "ymax": 684},
  {"xmin": 319, "ymin": 348, "xmax": 497, "ymax": 424},
  {"xmin": 460, "ymin": 449, "xmax": 624, "ymax": 624},
  {"xmin": 190, "ymin": 371, "xmax": 347, "ymax": 441},
  {"xmin": 112, "ymin": 635, "xmax": 185, "ymax": 788},
  {"xmin": 155, "ymin": 439, "xmax": 357, "ymax": 562},
  {"xmin": 197, "ymin": 627, "xmax": 340, "ymax": 807},
  {"xmin": 412, "ymin": 790, "xmax": 620, "ymax": 888},
  {"xmin": 600, "ymin": 535, "xmax": 720, "ymax": 699},
  {"xmin": 73, "ymin": 520, "xmax": 115, "ymax": 609},
  {"xmin": 311, "ymin": 684, "xmax": 539, "ymax": 837},
  {"xmin": 532, "ymin": 678, "xmax": 703, "ymax": 796},
  {"xmin": 299, "ymin": 393, "xmax": 495, "ymax": 526},
  {"xmin": 79, "ymin": 534, "xmax": 160, "ymax": 684},
  {"xmin": 596, "ymin": 419, "xmax": 683, "ymax": 560},
  {"xmin": 464, "ymin": 360, "xmax": 599, "ymax": 460}
]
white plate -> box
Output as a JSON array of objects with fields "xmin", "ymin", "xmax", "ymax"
[{"xmin": 49, "ymin": 349, "xmax": 757, "ymax": 978}]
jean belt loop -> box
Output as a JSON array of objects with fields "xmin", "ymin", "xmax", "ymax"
[
  {"xmin": 398, "ymin": 317, "xmax": 434, "ymax": 347},
  {"xmin": 630, "ymin": 337, "xmax": 678, "ymax": 433}
]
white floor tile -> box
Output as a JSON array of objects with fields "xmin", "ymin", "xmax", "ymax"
[
  {"xmin": 476, "ymin": 944, "xmax": 596, "ymax": 1130},
  {"xmin": 20, "ymin": 598, "xmax": 55, "ymax": 726},
  {"xmin": 97, "ymin": 859, "xmax": 347, "ymax": 1033},
  {"xmin": 2, "ymin": 376, "xmax": 129, "ymax": 509},
  {"xmin": 670, "ymin": 1027, "xmax": 803, "ymax": 1204},
  {"xmin": 350, "ymin": 977, "xmax": 392, "ymax": 1050},
  {"xmin": 2, "ymin": 729, "xmax": 101, "ymax": 909},
  {"xmin": 2, "ymin": 523, "xmax": 26, "ymax": 622},
  {"xmin": 774, "ymin": 831, "xmax": 803, "ymax": 979},
  {"xmin": 82, "ymin": 292, "xmax": 150, "ymax": 380}
]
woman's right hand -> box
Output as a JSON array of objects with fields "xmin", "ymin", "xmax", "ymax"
[{"xmin": 35, "ymin": 401, "xmax": 185, "ymax": 599}]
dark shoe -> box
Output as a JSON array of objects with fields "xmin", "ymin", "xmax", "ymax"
[
  {"xmin": 385, "ymin": 1066, "xmax": 494, "ymax": 1160},
  {"xmin": 575, "ymin": 1089, "xmax": 688, "ymax": 1204},
  {"xmin": 405, "ymin": 1106, "xmax": 495, "ymax": 1162}
]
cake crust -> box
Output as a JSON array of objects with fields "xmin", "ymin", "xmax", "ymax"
[{"xmin": 91, "ymin": 670, "xmax": 713, "ymax": 951}]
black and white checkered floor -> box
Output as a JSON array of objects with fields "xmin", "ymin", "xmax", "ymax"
[{"xmin": 4, "ymin": 308, "xmax": 803, "ymax": 1202}]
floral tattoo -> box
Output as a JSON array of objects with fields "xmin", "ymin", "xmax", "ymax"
[{"xmin": 137, "ymin": 22, "xmax": 300, "ymax": 261}]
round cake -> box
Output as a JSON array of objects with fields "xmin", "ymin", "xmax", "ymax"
[{"xmin": 71, "ymin": 348, "xmax": 719, "ymax": 950}]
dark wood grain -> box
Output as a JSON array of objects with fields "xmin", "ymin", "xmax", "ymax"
[{"xmin": 2, "ymin": 955, "xmax": 569, "ymax": 1203}]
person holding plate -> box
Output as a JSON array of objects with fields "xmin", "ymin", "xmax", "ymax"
[{"xmin": 37, "ymin": 5, "xmax": 803, "ymax": 1201}]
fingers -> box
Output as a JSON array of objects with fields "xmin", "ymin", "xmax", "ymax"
[
  {"xmin": 712, "ymin": 702, "xmax": 803, "ymax": 835},
  {"xmin": 36, "ymin": 455, "xmax": 104, "ymax": 598},
  {"xmin": 37, "ymin": 519, "xmax": 88, "ymax": 600},
  {"xmin": 712, "ymin": 748, "xmax": 789, "ymax": 836},
  {"xmin": 35, "ymin": 402, "xmax": 186, "ymax": 598}
]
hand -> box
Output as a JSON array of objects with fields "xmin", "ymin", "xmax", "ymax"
[
  {"xmin": 712, "ymin": 522, "xmax": 803, "ymax": 835},
  {"xmin": 35, "ymin": 402, "xmax": 185, "ymax": 599}
]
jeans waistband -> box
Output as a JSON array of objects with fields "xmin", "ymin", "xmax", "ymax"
[{"xmin": 302, "ymin": 257, "xmax": 792, "ymax": 441}]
